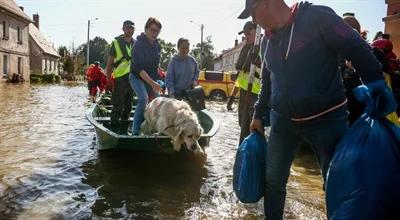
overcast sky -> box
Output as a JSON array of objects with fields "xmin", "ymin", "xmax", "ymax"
[{"xmin": 16, "ymin": 0, "xmax": 387, "ymax": 54}]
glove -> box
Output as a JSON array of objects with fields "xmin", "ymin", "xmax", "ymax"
[{"xmin": 353, "ymin": 79, "xmax": 398, "ymax": 118}]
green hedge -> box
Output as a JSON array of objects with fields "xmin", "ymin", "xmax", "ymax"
[{"xmin": 30, "ymin": 74, "xmax": 61, "ymax": 83}]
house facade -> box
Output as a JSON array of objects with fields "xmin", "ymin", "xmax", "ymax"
[
  {"xmin": 384, "ymin": 0, "xmax": 400, "ymax": 56},
  {"xmin": 214, "ymin": 40, "xmax": 245, "ymax": 72},
  {"xmin": 0, "ymin": 0, "xmax": 32, "ymax": 82},
  {"xmin": 29, "ymin": 14, "xmax": 60, "ymax": 75}
]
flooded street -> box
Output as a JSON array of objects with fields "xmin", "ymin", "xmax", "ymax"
[{"xmin": 0, "ymin": 83, "xmax": 326, "ymax": 219}]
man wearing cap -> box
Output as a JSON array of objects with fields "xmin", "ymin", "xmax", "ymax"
[
  {"xmin": 227, "ymin": 21, "xmax": 262, "ymax": 144},
  {"xmin": 238, "ymin": 0, "xmax": 397, "ymax": 219},
  {"xmin": 105, "ymin": 20, "xmax": 135, "ymax": 132}
]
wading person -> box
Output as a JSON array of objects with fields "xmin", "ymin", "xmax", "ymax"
[
  {"xmin": 166, "ymin": 38, "xmax": 199, "ymax": 99},
  {"xmin": 130, "ymin": 17, "xmax": 162, "ymax": 135},
  {"xmin": 105, "ymin": 20, "xmax": 135, "ymax": 133},
  {"xmin": 227, "ymin": 21, "xmax": 262, "ymax": 144},
  {"xmin": 238, "ymin": 0, "xmax": 397, "ymax": 219}
]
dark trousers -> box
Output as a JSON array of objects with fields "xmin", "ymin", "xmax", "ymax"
[
  {"xmin": 110, "ymin": 74, "xmax": 133, "ymax": 127},
  {"xmin": 264, "ymin": 107, "xmax": 348, "ymax": 220},
  {"xmin": 238, "ymin": 88, "xmax": 259, "ymax": 144}
]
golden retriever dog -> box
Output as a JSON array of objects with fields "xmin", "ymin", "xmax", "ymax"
[{"xmin": 141, "ymin": 97, "xmax": 204, "ymax": 155}]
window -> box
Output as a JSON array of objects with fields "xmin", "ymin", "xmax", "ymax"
[
  {"xmin": 18, "ymin": 57, "xmax": 22, "ymax": 75},
  {"xmin": 44, "ymin": 58, "xmax": 47, "ymax": 71},
  {"xmin": 17, "ymin": 27, "xmax": 22, "ymax": 43},
  {"xmin": 2, "ymin": 21, "xmax": 9, "ymax": 40},
  {"xmin": 3, "ymin": 55, "xmax": 8, "ymax": 77}
]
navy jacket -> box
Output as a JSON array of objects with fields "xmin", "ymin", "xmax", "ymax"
[
  {"xmin": 131, "ymin": 33, "xmax": 161, "ymax": 80},
  {"xmin": 254, "ymin": 2, "xmax": 384, "ymax": 120}
]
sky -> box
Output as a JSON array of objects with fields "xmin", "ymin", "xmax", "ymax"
[{"xmin": 16, "ymin": 0, "xmax": 387, "ymax": 55}]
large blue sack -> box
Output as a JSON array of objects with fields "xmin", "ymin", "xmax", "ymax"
[
  {"xmin": 233, "ymin": 132, "xmax": 267, "ymax": 203},
  {"xmin": 326, "ymin": 82, "xmax": 400, "ymax": 220}
]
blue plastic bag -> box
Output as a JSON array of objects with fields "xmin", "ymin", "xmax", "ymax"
[
  {"xmin": 233, "ymin": 132, "xmax": 267, "ymax": 203},
  {"xmin": 326, "ymin": 82, "xmax": 400, "ymax": 219}
]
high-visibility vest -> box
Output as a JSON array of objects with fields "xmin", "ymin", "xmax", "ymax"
[
  {"xmin": 235, "ymin": 69, "xmax": 261, "ymax": 95},
  {"xmin": 112, "ymin": 38, "xmax": 132, "ymax": 78},
  {"xmin": 383, "ymin": 72, "xmax": 400, "ymax": 126}
]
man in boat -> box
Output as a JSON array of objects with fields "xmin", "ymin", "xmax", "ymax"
[
  {"xmin": 239, "ymin": 0, "xmax": 398, "ymax": 219},
  {"xmin": 226, "ymin": 21, "xmax": 262, "ymax": 144},
  {"xmin": 105, "ymin": 20, "xmax": 135, "ymax": 131}
]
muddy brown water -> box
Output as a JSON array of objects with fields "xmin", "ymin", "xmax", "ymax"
[{"xmin": 0, "ymin": 83, "xmax": 326, "ymax": 219}]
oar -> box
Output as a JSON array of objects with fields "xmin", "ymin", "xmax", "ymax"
[{"xmin": 239, "ymin": 25, "xmax": 263, "ymax": 143}]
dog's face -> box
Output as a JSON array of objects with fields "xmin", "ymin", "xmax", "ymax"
[{"xmin": 179, "ymin": 121, "xmax": 203, "ymax": 152}]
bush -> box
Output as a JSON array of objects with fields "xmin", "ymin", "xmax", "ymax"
[{"xmin": 30, "ymin": 73, "xmax": 61, "ymax": 83}]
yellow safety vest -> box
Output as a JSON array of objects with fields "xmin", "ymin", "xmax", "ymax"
[
  {"xmin": 112, "ymin": 38, "xmax": 132, "ymax": 78},
  {"xmin": 383, "ymin": 72, "xmax": 400, "ymax": 126},
  {"xmin": 235, "ymin": 69, "xmax": 261, "ymax": 95}
]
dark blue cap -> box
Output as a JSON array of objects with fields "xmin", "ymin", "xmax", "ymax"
[{"xmin": 238, "ymin": 0, "xmax": 255, "ymax": 19}]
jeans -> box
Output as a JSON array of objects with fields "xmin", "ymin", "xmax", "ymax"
[
  {"xmin": 264, "ymin": 106, "xmax": 348, "ymax": 220},
  {"xmin": 129, "ymin": 74, "xmax": 155, "ymax": 134}
]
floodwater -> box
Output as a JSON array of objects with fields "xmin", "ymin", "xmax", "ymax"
[{"xmin": 0, "ymin": 83, "xmax": 326, "ymax": 219}]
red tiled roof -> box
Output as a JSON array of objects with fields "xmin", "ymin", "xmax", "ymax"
[{"xmin": 0, "ymin": 0, "xmax": 32, "ymax": 23}]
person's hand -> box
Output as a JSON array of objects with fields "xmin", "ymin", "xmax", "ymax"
[
  {"xmin": 250, "ymin": 119, "xmax": 264, "ymax": 134},
  {"xmin": 105, "ymin": 77, "xmax": 114, "ymax": 92},
  {"xmin": 151, "ymin": 82, "xmax": 162, "ymax": 93},
  {"xmin": 353, "ymin": 79, "xmax": 397, "ymax": 118}
]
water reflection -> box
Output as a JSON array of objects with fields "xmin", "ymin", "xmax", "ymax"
[
  {"xmin": 0, "ymin": 84, "xmax": 326, "ymax": 220},
  {"xmin": 83, "ymin": 151, "xmax": 207, "ymax": 219}
]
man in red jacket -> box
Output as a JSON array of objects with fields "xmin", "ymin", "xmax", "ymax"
[{"xmin": 88, "ymin": 61, "xmax": 105, "ymax": 98}]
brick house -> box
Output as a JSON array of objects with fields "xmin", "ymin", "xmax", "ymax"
[
  {"xmin": 29, "ymin": 14, "xmax": 60, "ymax": 75},
  {"xmin": 0, "ymin": 0, "xmax": 32, "ymax": 82},
  {"xmin": 384, "ymin": 0, "xmax": 400, "ymax": 56}
]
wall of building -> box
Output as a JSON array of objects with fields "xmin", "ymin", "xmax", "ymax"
[
  {"xmin": 29, "ymin": 36, "xmax": 42, "ymax": 75},
  {"xmin": 385, "ymin": 0, "xmax": 400, "ymax": 56},
  {"xmin": 214, "ymin": 42, "xmax": 244, "ymax": 72},
  {"xmin": 0, "ymin": 10, "xmax": 30, "ymax": 81}
]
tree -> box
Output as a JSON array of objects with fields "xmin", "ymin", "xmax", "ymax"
[
  {"xmin": 76, "ymin": 36, "xmax": 109, "ymax": 67},
  {"xmin": 190, "ymin": 36, "xmax": 215, "ymax": 70},
  {"xmin": 57, "ymin": 46, "xmax": 68, "ymax": 57},
  {"xmin": 159, "ymin": 39, "xmax": 176, "ymax": 70}
]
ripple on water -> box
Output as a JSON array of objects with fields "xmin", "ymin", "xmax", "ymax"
[{"xmin": 0, "ymin": 84, "xmax": 326, "ymax": 219}]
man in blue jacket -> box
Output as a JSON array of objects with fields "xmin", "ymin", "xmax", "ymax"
[{"xmin": 239, "ymin": 0, "xmax": 397, "ymax": 219}]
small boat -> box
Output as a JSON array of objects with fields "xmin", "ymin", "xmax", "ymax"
[{"xmin": 86, "ymin": 95, "xmax": 219, "ymax": 153}]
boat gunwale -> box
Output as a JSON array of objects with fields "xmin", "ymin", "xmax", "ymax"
[{"xmin": 85, "ymin": 98, "xmax": 220, "ymax": 139}]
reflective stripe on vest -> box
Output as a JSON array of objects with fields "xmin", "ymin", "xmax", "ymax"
[
  {"xmin": 235, "ymin": 70, "xmax": 261, "ymax": 94},
  {"xmin": 113, "ymin": 39, "xmax": 131, "ymax": 78}
]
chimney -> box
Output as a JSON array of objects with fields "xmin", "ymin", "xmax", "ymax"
[
  {"xmin": 19, "ymin": 6, "xmax": 24, "ymax": 11},
  {"xmin": 234, "ymin": 39, "xmax": 238, "ymax": 46},
  {"xmin": 33, "ymin": 14, "xmax": 39, "ymax": 29}
]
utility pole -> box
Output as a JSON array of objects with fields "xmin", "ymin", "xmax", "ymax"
[
  {"xmin": 86, "ymin": 20, "xmax": 90, "ymax": 66},
  {"xmin": 200, "ymin": 24, "xmax": 204, "ymax": 70},
  {"xmin": 86, "ymin": 18, "xmax": 98, "ymax": 66},
  {"xmin": 190, "ymin": 21, "xmax": 205, "ymax": 69}
]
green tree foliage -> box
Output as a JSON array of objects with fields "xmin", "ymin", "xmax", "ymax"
[
  {"xmin": 57, "ymin": 46, "xmax": 68, "ymax": 57},
  {"xmin": 159, "ymin": 39, "xmax": 176, "ymax": 70},
  {"xmin": 77, "ymin": 36, "xmax": 109, "ymax": 67},
  {"xmin": 190, "ymin": 36, "xmax": 215, "ymax": 70}
]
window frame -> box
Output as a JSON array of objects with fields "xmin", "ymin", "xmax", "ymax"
[
  {"xmin": 2, "ymin": 21, "xmax": 9, "ymax": 40},
  {"xmin": 17, "ymin": 26, "xmax": 22, "ymax": 44}
]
